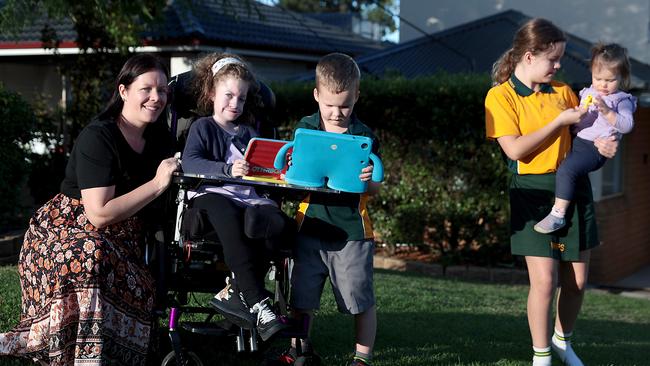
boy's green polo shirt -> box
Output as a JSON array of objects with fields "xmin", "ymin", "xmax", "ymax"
[{"xmin": 294, "ymin": 112, "xmax": 380, "ymax": 241}]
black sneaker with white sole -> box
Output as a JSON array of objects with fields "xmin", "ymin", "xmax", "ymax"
[
  {"xmin": 209, "ymin": 277, "xmax": 255, "ymax": 328},
  {"xmin": 251, "ymin": 297, "xmax": 288, "ymax": 341}
]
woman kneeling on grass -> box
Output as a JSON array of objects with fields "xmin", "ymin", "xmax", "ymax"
[{"xmin": 0, "ymin": 54, "xmax": 179, "ymax": 365}]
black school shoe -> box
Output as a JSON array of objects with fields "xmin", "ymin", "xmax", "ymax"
[
  {"xmin": 251, "ymin": 297, "xmax": 289, "ymax": 341},
  {"xmin": 209, "ymin": 277, "xmax": 255, "ymax": 328}
]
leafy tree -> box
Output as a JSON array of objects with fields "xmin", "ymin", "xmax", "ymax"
[
  {"xmin": 0, "ymin": 0, "xmax": 173, "ymax": 208},
  {"xmin": 0, "ymin": 0, "xmax": 166, "ymax": 53},
  {"xmin": 0, "ymin": 0, "xmax": 170, "ymax": 152},
  {"xmin": 0, "ymin": 1, "xmax": 257, "ymax": 149},
  {"xmin": 278, "ymin": 0, "xmax": 397, "ymax": 37},
  {"xmin": 0, "ymin": 0, "xmax": 263, "ymax": 203}
]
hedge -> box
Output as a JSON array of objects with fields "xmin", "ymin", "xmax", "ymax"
[
  {"xmin": 1, "ymin": 74, "xmax": 512, "ymax": 267},
  {"xmin": 270, "ymin": 74, "xmax": 512, "ymax": 267},
  {"xmin": 0, "ymin": 84, "xmax": 37, "ymax": 229}
]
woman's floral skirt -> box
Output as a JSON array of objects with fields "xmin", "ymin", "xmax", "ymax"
[{"xmin": 0, "ymin": 193, "xmax": 155, "ymax": 365}]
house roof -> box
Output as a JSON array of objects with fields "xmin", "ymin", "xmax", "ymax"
[
  {"xmin": 0, "ymin": 1, "xmax": 385, "ymax": 58},
  {"xmin": 304, "ymin": 12, "xmax": 356, "ymax": 29},
  {"xmin": 355, "ymin": 9, "xmax": 650, "ymax": 89}
]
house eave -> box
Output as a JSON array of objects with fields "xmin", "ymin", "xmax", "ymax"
[{"xmin": 0, "ymin": 41, "xmax": 322, "ymax": 62}]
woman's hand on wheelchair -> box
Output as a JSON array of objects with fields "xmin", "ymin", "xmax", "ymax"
[{"xmin": 154, "ymin": 157, "xmax": 182, "ymax": 193}]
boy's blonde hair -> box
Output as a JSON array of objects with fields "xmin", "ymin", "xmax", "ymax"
[
  {"xmin": 192, "ymin": 52, "xmax": 260, "ymax": 122},
  {"xmin": 315, "ymin": 53, "xmax": 360, "ymax": 93},
  {"xmin": 591, "ymin": 43, "xmax": 632, "ymax": 90}
]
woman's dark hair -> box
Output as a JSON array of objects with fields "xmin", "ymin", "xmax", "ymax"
[{"xmin": 97, "ymin": 53, "xmax": 170, "ymax": 121}]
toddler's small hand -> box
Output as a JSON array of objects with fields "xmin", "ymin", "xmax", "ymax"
[{"xmin": 593, "ymin": 95, "xmax": 612, "ymax": 115}]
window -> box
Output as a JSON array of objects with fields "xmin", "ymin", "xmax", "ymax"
[{"xmin": 589, "ymin": 140, "xmax": 624, "ymax": 201}]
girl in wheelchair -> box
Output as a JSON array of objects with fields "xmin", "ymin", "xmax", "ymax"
[{"xmin": 180, "ymin": 53, "xmax": 293, "ymax": 342}]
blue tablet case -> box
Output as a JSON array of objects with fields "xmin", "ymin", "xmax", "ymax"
[{"xmin": 273, "ymin": 128, "xmax": 383, "ymax": 193}]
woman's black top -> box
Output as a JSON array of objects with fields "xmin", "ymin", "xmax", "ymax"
[{"xmin": 60, "ymin": 118, "xmax": 173, "ymax": 204}]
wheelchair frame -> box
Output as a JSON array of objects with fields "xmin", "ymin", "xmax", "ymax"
[
  {"xmin": 149, "ymin": 71, "xmax": 302, "ymax": 366},
  {"xmin": 156, "ymin": 174, "xmax": 295, "ymax": 366}
]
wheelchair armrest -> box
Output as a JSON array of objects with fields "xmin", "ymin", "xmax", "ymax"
[{"xmin": 173, "ymin": 172, "xmax": 204, "ymax": 188}]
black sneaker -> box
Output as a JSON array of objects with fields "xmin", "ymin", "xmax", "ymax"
[
  {"xmin": 251, "ymin": 297, "xmax": 289, "ymax": 341},
  {"xmin": 209, "ymin": 277, "xmax": 255, "ymax": 328}
]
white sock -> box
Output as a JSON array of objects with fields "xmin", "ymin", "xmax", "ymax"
[
  {"xmin": 551, "ymin": 329, "xmax": 584, "ymax": 366},
  {"xmin": 551, "ymin": 206, "xmax": 566, "ymax": 218},
  {"xmin": 532, "ymin": 346, "xmax": 551, "ymax": 366}
]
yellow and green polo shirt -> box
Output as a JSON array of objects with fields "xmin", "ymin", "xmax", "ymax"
[
  {"xmin": 485, "ymin": 76, "xmax": 579, "ymax": 174},
  {"xmin": 293, "ymin": 112, "xmax": 380, "ymax": 241}
]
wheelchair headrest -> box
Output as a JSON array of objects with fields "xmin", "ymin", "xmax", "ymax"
[
  {"xmin": 168, "ymin": 70, "xmax": 276, "ymax": 118},
  {"xmin": 168, "ymin": 70, "xmax": 196, "ymax": 119},
  {"xmin": 258, "ymin": 81, "xmax": 276, "ymax": 110}
]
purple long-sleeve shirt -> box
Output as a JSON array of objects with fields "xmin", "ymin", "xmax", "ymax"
[{"xmin": 573, "ymin": 86, "xmax": 636, "ymax": 141}]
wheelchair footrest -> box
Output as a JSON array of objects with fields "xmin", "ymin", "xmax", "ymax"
[
  {"xmin": 275, "ymin": 317, "xmax": 309, "ymax": 339},
  {"xmin": 180, "ymin": 321, "xmax": 234, "ymax": 337}
]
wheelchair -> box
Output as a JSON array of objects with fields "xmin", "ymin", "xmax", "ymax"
[{"xmin": 149, "ymin": 71, "xmax": 308, "ymax": 366}]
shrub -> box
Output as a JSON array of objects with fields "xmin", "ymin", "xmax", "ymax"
[
  {"xmin": 270, "ymin": 74, "xmax": 512, "ymax": 267},
  {"xmin": 0, "ymin": 84, "xmax": 37, "ymax": 229},
  {"xmin": 26, "ymin": 99, "xmax": 66, "ymax": 206}
]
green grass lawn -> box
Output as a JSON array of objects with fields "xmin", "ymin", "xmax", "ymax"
[{"xmin": 1, "ymin": 264, "xmax": 649, "ymax": 365}]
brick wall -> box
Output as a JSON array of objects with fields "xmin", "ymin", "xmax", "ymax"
[{"xmin": 590, "ymin": 107, "xmax": 650, "ymax": 284}]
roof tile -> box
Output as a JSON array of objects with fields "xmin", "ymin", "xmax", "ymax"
[
  {"xmin": 356, "ymin": 10, "xmax": 650, "ymax": 88},
  {"xmin": 1, "ymin": 1, "xmax": 385, "ymax": 57}
]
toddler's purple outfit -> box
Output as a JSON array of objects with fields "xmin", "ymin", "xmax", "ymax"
[
  {"xmin": 573, "ymin": 86, "xmax": 636, "ymax": 140},
  {"xmin": 534, "ymin": 86, "xmax": 636, "ymax": 234},
  {"xmin": 555, "ymin": 86, "xmax": 636, "ymax": 201}
]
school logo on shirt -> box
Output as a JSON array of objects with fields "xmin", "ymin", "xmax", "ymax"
[{"xmin": 555, "ymin": 100, "xmax": 568, "ymax": 111}]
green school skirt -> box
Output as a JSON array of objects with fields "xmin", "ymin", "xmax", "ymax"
[{"xmin": 509, "ymin": 173, "xmax": 599, "ymax": 261}]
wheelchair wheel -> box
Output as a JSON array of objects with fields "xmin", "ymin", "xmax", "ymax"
[{"xmin": 161, "ymin": 350, "xmax": 203, "ymax": 366}]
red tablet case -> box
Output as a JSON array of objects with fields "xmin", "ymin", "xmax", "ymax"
[{"xmin": 243, "ymin": 138, "xmax": 289, "ymax": 183}]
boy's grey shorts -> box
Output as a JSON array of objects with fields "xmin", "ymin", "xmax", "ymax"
[{"xmin": 289, "ymin": 233, "xmax": 375, "ymax": 315}]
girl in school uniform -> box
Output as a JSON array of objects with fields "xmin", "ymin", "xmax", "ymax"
[{"xmin": 485, "ymin": 18, "xmax": 618, "ymax": 366}]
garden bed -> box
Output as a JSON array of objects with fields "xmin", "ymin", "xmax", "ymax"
[{"xmin": 374, "ymin": 245, "xmax": 529, "ymax": 285}]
